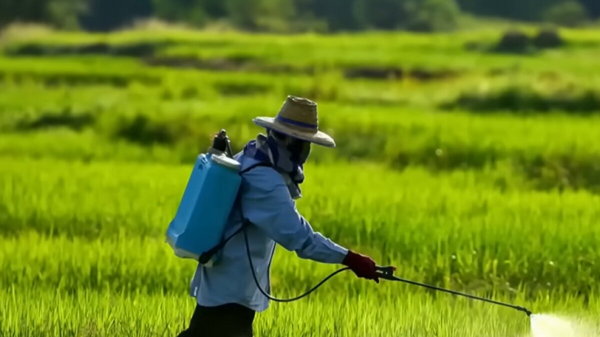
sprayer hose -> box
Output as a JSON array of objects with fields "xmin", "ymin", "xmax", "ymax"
[
  {"xmin": 243, "ymin": 228, "xmax": 532, "ymax": 316},
  {"xmin": 243, "ymin": 228, "xmax": 350, "ymax": 302}
]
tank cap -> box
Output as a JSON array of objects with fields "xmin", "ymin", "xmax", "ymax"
[{"xmin": 211, "ymin": 154, "xmax": 241, "ymax": 171}]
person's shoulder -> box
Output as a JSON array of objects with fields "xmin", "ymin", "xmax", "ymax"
[{"xmin": 239, "ymin": 157, "xmax": 285, "ymax": 192}]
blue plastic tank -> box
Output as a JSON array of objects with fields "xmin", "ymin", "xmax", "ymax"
[{"xmin": 166, "ymin": 153, "xmax": 241, "ymax": 260}]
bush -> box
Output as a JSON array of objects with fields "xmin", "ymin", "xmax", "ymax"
[
  {"xmin": 6, "ymin": 0, "xmax": 85, "ymax": 30},
  {"xmin": 353, "ymin": 0, "xmax": 407, "ymax": 30},
  {"xmin": 494, "ymin": 29, "xmax": 532, "ymax": 53},
  {"xmin": 532, "ymin": 28, "xmax": 564, "ymax": 49},
  {"xmin": 225, "ymin": 0, "xmax": 296, "ymax": 32},
  {"xmin": 152, "ymin": 0, "xmax": 207, "ymax": 27},
  {"xmin": 405, "ymin": 0, "xmax": 461, "ymax": 32},
  {"xmin": 489, "ymin": 28, "xmax": 566, "ymax": 54},
  {"xmin": 543, "ymin": 1, "xmax": 590, "ymax": 27}
]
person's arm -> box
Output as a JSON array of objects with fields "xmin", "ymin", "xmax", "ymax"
[
  {"xmin": 241, "ymin": 167, "xmax": 346, "ymax": 264},
  {"xmin": 241, "ymin": 167, "xmax": 381, "ymax": 282}
]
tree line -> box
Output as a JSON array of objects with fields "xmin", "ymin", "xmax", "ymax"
[{"xmin": 1, "ymin": 0, "xmax": 598, "ymax": 32}]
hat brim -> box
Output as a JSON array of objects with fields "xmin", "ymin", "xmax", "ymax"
[{"xmin": 253, "ymin": 117, "xmax": 336, "ymax": 148}]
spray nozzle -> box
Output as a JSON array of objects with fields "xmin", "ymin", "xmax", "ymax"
[{"xmin": 520, "ymin": 307, "xmax": 533, "ymax": 317}]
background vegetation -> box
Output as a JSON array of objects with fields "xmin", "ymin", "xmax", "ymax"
[
  {"xmin": 0, "ymin": 14, "xmax": 599, "ymax": 337},
  {"xmin": 1, "ymin": 0, "xmax": 600, "ymax": 32}
]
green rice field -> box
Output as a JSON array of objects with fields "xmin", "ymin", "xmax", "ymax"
[{"xmin": 1, "ymin": 25, "xmax": 599, "ymax": 336}]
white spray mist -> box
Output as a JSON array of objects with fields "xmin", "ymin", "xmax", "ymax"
[{"xmin": 530, "ymin": 314, "xmax": 597, "ymax": 337}]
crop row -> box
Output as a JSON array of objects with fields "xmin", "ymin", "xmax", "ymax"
[
  {"xmin": 1, "ymin": 158, "xmax": 599, "ymax": 295},
  {"xmin": 3, "ymin": 28, "xmax": 600, "ymax": 75},
  {"xmin": 1, "ymin": 82, "xmax": 599, "ymax": 191}
]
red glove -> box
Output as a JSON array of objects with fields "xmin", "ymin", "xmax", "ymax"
[{"xmin": 343, "ymin": 250, "xmax": 379, "ymax": 283}]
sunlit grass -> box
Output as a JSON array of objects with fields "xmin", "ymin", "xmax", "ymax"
[{"xmin": 1, "ymin": 27, "xmax": 600, "ymax": 336}]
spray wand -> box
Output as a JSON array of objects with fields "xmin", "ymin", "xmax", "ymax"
[{"xmin": 376, "ymin": 266, "xmax": 533, "ymax": 317}]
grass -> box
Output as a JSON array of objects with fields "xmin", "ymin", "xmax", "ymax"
[
  {"xmin": 1, "ymin": 158, "xmax": 599, "ymax": 294},
  {"xmin": 4, "ymin": 284, "xmax": 599, "ymax": 337},
  {"xmin": 1, "ymin": 25, "xmax": 599, "ymax": 336}
]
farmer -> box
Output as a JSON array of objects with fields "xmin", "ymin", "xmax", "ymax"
[{"xmin": 178, "ymin": 96, "xmax": 382, "ymax": 337}]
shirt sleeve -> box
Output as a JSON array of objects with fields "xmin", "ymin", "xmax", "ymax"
[{"xmin": 240, "ymin": 167, "xmax": 348, "ymax": 264}]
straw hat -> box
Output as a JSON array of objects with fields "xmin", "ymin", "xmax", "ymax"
[{"xmin": 253, "ymin": 96, "xmax": 335, "ymax": 148}]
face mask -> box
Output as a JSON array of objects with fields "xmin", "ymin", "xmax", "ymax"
[
  {"xmin": 287, "ymin": 138, "xmax": 311, "ymax": 165},
  {"xmin": 268, "ymin": 130, "xmax": 311, "ymax": 165}
]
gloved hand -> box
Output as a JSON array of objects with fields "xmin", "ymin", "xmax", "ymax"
[{"xmin": 343, "ymin": 250, "xmax": 380, "ymax": 283}]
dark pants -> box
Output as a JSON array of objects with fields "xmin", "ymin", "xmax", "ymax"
[{"xmin": 177, "ymin": 303, "xmax": 256, "ymax": 337}]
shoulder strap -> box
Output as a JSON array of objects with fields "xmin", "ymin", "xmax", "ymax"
[
  {"xmin": 239, "ymin": 161, "xmax": 273, "ymax": 175},
  {"xmin": 198, "ymin": 163, "xmax": 271, "ymax": 264}
]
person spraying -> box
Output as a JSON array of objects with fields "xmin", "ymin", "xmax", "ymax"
[{"xmin": 174, "ymin": 96, "xmax": 382, "ymax": 337}]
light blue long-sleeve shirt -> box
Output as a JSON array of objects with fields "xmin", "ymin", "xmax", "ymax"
[{"xmin": 189, "ymin": 154, "xmax": 348, "ymax": 312}]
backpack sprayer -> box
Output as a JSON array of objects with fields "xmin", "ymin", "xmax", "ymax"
[
  {"xmin": 166, "ymin": 130, "xmax": 240, "ymax": 261},
  {"xmin": 166, "ymin": 130, "xmax": 533, "ymax": 317}
]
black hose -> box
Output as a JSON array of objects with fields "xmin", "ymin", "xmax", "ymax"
[
  {"xmin": 243, "ymin": 228, "xmax": 532, "ymax": 316},
  {"xmin": 243, "ymin": 228, "xmax": 350, "ymax": 302}
]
